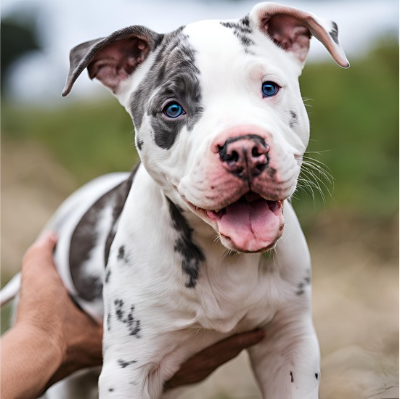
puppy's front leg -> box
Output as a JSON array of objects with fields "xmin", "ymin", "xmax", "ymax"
[
  {"xmin": 98, "ymin": 265, "xmax": 168, "ymax": 399},
  {"xmin": 99, "ymin": 356, "xmax": 156, "ymax": 399},
  {"xmin": 98, "ymin": 299, "xmax": 162, "ymax": 399},
  {"xmin": 248, "ymin": 306, "xmax": 320, "ymax": 399}
]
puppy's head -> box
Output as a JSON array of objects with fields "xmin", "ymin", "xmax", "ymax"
[{"xmin": 63, "ymin": 2, "xmax": 348, "ymax": 253}]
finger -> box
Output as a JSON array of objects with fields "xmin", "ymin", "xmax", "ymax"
[
  {"xmin": 194, "ymin": 328, "xmax": 265, "ymax": 361},
  {"xmin": 35, "ymin": 231, "xmax": 58, "ymax": 249},
  {"xmin": 22, "ymin": 232, "xmax": 58, "ymax": 272},
  {"xmin": 217, "ymin": 328, "xmax": 265, "ymax": 351},
  {"xmin": 166, "ymin": 329, "xmax": 265, "ymax": 389}
]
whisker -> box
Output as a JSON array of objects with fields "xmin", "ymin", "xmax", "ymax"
[{"xmin": 296, "ymin": 153, "xmax": 334, "ymax": 203}]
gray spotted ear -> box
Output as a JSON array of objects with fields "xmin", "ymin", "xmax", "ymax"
[
  {"xmin": 62, "ymin": 26, "xmax": 163, "ymax": 96},
  {"xmin": 249, "ymin": 2, "xmax": 349, "ymax": 68}
]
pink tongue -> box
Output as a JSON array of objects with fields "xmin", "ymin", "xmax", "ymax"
[{"xmin": 217, "ymin": 199, "xmax": 280, "ymax": 252}]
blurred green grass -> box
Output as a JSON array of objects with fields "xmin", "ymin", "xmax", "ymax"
[
  {"xmin": 295, "ymin": 37, "xmax": 398, "ymax": 220},
  {"xmin": 2, "ymin": 100, "xmax": 139, "ymax": 184},
  {"xmin": 2, "ymin": 39, "xmax": 398, "ymax": 221}
]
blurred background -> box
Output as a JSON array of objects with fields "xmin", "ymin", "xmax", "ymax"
[{"xmin": 1, "ymin": 0, "xmax": 398, "ymax": 398}]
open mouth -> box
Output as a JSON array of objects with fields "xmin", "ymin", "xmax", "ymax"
[{"xmin": 187, "ymin": 192, "xmax": 284, "ymax": 253}]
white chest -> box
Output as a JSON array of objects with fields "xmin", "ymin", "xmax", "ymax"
[{"xmin": 192, "ymin": 251, "xmax": 293, "ymax": 333}]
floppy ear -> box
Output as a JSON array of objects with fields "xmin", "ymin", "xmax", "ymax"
[
  {"xmin": 62, "ymin": 26, "xmax": 163, "ymax": 96},
  {"xmin": 249, "ymin": 2, "xmax": 349, "ymax": 68}
]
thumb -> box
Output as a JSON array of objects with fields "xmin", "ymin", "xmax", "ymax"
[
  {"xmin": 22, "ymin": 231, "xmax": 58, "ymax": 273},
  {"xmin": 35, "ymin": 231, "xmax": 58, "ymax": 249}
]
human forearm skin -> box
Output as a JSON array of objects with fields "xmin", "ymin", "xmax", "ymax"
[{"xmin": 1, "ymin": 323, "xmax": 63, "ymax": 399}]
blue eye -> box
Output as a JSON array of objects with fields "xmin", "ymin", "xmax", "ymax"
[
  {"xmin": 262, "ymin": 81, "xmax": 280, "ymax": 97},
  {"xmin": 163, "ymin": 102, "xmax": 185, "ymax": 118}
]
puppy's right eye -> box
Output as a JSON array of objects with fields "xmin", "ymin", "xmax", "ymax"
[
  {"xmin": 163, "ymin": 102, "xmax": 185, "ymax": 118},
  {"xmin": 261, "ymin": 81, "xmax": 280, "ymax": 98}
]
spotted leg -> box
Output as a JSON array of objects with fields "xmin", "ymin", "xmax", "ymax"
[
  {"xmin": 98, "ymin": 299, "xmax": 169, "ymax": 399},
  {"xmin": 248, "ymin": 304, "xmax": 320, "ymax": 399},
  {"xmin": 247, "ymin": 203, "xmax": 321, "ymax": 398},
  {"xmin": 98, "ymin": 260, "xmax": 171, "ymax": 398}
]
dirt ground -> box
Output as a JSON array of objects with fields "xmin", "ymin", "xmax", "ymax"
[{"xmin": 1, "ymin": 140, "xmax": 398, "ymax": 398}]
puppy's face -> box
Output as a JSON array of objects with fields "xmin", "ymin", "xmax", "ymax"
[{"xmin": 63, "ymin": 2, "xmax": 348, "ymax": 253}]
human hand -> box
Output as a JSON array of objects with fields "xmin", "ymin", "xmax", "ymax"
[
  {"xmin": 15, "ymin": 232, "xmax": 103, "ymax": 390},
  {"xmin": 165, "ymin": 329, "xmax": 265, "ymax": 389}
]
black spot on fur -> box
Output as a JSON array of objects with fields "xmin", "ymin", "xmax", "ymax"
[
  {"xmin": 117, "ymin": 246, "xmax": 125, "ymax": 260},
  {"xmin": 220, "ymin": 17, "xmax": 254, "ymax": 50},
  {"xmin": 137, "ymin": 137, "xmax": 144, "ymax": 151},
  {"xmin": 240, "ymin": 35, "xmax": 255, "ymax": 46},
  {"xmin": 296, "ymin": 272, "xmax": 311, "ymax": 295},
  {"xmin": 289, "ymin": 110, "xmax": 297, "ymax": 128},
  {"xmin": 315, "ymin": 373, "xmax": 319, "ymax": 380},
  {"xmin": 296, "ymin": 281, "xmax": 305, "ymax": 295},
  {"xmin": 107, "ymin": 313, "xmax": 111, "ymax": 331},
  {"xmin": 117, "ymin": 244, "xmax": 130, "ymax": 264},
  {"xmin": 108, "ymin": 388, "xmax": 114, "ymax": 392},
  {"xmin": 242, "ymin": 15, "xmax": 250, "ymax": 27},
  {"xmin": 330, "ymin": 22, "xmax": 339, "ymax": 44},
  {"xmin": 290, "ymin": 371, "xmax": 294, "ymax": 383},
  {"xmin": 118, "ymin": 359, "xmax": 137, "ymax": 368},
  {"xmin": 130, "ymin": 28, "xmax": 203, "ymax": 150},
  {"xmin": 114, "ymin": 300, "xmax": 141, "ymax": 337},
  {"xmin": 167, "ymin": 198, "xmax": 205, "ymax": 288},
  {"xmin": 115, "ymin": 299, "xmax": 124, "ymax": 320},
  {"xmin": 105, "ymin": 269, "xmax": 111, "ymax": 283}
]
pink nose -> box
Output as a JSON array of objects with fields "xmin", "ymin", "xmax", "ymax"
[{"xmin": 218, "ymin": 134, "xmax": 269, "ymax": 179}]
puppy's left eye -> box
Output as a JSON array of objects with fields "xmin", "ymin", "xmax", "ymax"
[
  {"xmin": 262, "ymin": 81, "xmax": 280, "ymax": 97},
  {"xmin": 163, "ymin": 102, "xmax": 185, "ymax": 118}
]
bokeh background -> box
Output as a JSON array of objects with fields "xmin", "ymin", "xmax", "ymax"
[{"xmin": 1, "ymin": 0, "xmax": 398, "ymax": 398}]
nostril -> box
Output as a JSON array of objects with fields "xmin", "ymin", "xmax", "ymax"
[
  {"xmin": 256, "ymin": 163, "xmax": 266, "ymax": 172},
  {"xmin": 228, "ymin": 151, "xmax": 239, "ymax": 163},
  {"xmin": 252, "ymin": 146, "xmax": 261, "ymax": 157},
  {"xmin": 218, "ymin": 144, "xmax": 239, "ymax": 163},
  {"xmin": 251, "ymin": 143, "xmax": 269, "ymax": 158}
]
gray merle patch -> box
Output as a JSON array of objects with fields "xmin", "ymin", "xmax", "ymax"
[
  {"xmin": 69, "ymin": 166, "xmax": 138, "ymax": 302},
  {"xmin": 330, "ymin": 22, "xmax": 339, "ymax": 44},
  {"xmin": 167, "ymin": 198, "xmax": 205, "ymax": 288},
  {"xmin": 130, "ymin": 27, "xmax": 203, "ymax": 150}
]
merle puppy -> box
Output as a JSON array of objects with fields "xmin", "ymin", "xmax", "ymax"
[{"xmin": 2, "ymin": 2, "xmax": 348, "ymax": 398}]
